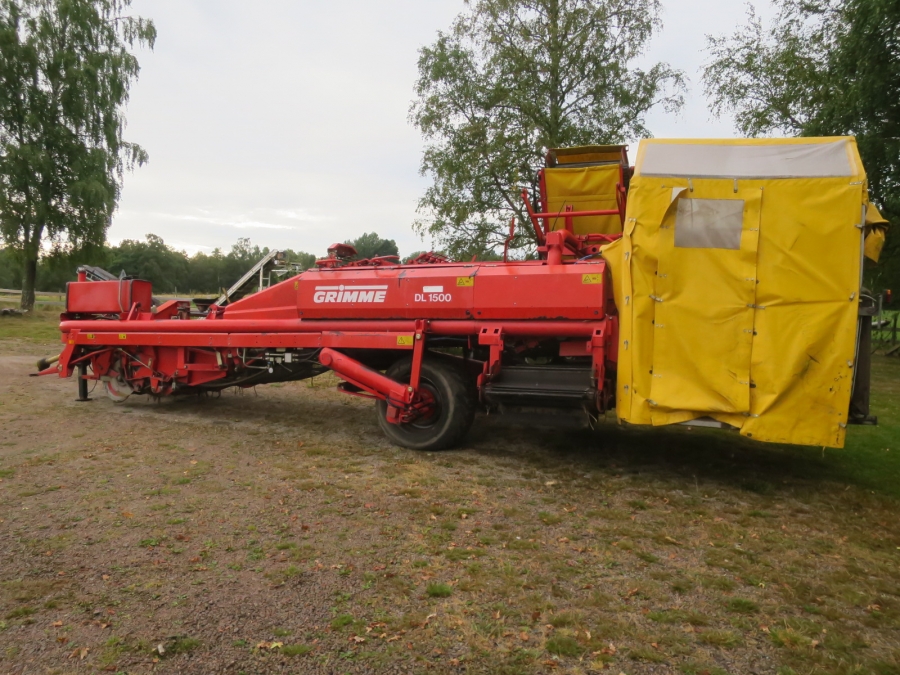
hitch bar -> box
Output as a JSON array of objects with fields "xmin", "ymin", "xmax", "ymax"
[{"xmin": 318, "ymin": 347, "xmax": 433, "ymax": 425}]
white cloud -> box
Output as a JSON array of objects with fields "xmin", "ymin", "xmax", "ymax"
[{"xmin": 115, "ymin": 0, "xmax": 777, "ymax": 257}]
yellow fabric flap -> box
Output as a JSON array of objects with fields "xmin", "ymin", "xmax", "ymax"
[
  {"xmin": 865, "ymin": 227, "xmax": 886, "ymax": 262},
  {"xmin": 544, "ymin": 164, "xmax": 622, "ymax": 235},
  {"xmin": 864, "ymin": 204, "xmax": 889, "ymax": 262}
]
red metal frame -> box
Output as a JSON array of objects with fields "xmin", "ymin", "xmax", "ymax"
[
  {"xmin": 45, "ymin": 171, "xmax": 626, "ymax": 431},
  {"xmin": 524, "ymin": 155, "xmax": 628, "ymax": 257}
]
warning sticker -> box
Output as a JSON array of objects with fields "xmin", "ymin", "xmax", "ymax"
[
  {"xmin": 582, "ymin": 274, "xmax": 603, "ymax": 285},
  {"xmin": 119, "ymin": 334, "xmax": 127, "ymax": 340},
  {"xmin": 456, "ymin": 277, "xmax": 474, "ymax": 287},
  {"xmin": 396, "ymin": 335, "xmax": 414, "ymax": 346}
]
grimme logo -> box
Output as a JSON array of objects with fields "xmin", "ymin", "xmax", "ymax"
[{"xmin": 313, "ymin": 285, "xmax": 387, "ymax": 303}]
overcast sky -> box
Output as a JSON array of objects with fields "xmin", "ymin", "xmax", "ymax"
[{"xmin": 119, "ymin": 0, "xmax": 776, "ymax": 258}]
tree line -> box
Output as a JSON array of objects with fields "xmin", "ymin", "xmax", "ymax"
[{"xmin": 0, "ymin": 231, "xmax": 400, "ymax": 295}]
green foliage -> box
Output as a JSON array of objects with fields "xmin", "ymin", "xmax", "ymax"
[
  {"xmin": 703, "ymin": 0, "xmax": 900, "ymax": 292},
  {"xmin": 344, "ymin": 232, "xmax": 399, "ymax": 260},
  {"xmin": 0, "ymin": 0, "xmax": 156, "ymax": 309},
  {"xmin": 0, "ymin": 235, "xmax": 320, "ymax": 294},
  {"xmin": 411, "ymin": 0, "xmax": 684, "ymax": 259}
]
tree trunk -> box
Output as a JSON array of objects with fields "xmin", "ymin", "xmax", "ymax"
[{"xmin": 21, "ymin": 253, "xmax": 37, "ymax": 311}]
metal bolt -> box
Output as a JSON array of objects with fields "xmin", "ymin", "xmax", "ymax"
[{"xmin": 407, "ymin": 386, "xmax": 413, "ymax": 392}]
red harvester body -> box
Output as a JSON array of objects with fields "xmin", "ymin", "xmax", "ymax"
[{"xmin": 42, "ymin": 141, "xmax": 878, "ymax": 450}]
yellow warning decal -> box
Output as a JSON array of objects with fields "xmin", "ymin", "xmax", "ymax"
[
  {"xmin": 456, "ymin": 276, "xmax": 474, "ymax": 287},
  {"xmin": 87, "ymin": 334, "xmax": 95, "ymax": 339},
  {"xmin": 119, "ymin": 333, "xmax": 127, "ymax": 340},
  {"xmin": 397, "ymin": 335, "xmax": 414, "ymax": 346},
  {"xmin": 293, "ymin": 281, "xmax": 299, "ymax": 290},
  {"xmin": 582, "ymin": 274, "xmax": 603, "ymax": 285}
]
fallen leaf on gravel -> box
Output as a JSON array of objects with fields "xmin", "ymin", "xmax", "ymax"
[
  {"xmin": 157, "ymin": 644, "xmax": 165, "ymax": 655},
  {"xmin": 51, "ymin": 621, "xmax": 62, "ymax": 627},
  {"xmin": 387, "ymin": 636, "xmax": 401, "ymax": 642},
  {"xmin": 121, "ymin": 511, "xmax": 133, "ymax": 519},
  {"xmin": 255, "ymin": 641, "xmax": 283, "ymax": 650},
  {"xmin": 69, "ymin": 647, "xmax": 89, "ymax": 660},
  {"xmin": 519, "ymin": 632, "xmax": 529, "ymax": 641},
  {"xmin": 101, "ymin": 574, "xmax": 109, "ymax": 581},
  {"xmin": 449, "ymin": 658, "xmax": 459, "ymax": 666},
  {"xmin": 57, "ymin": 636, "xmax": 68, "ymax": 644}
]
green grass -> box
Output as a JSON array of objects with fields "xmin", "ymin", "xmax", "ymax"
[
  {"xmin": 330, "ymin": 614, "xmax": 354, "ymax": 629},
  {"xmin": 0, "ymin": 310, "xmax": 60, "ymax": 342},
  {"xmin": 2, "ymin": 305, "xmax": 900, "ymax": 674},
  {"xmin": 163, "ymin": 636, "xmax": 200, "ymax": 656},
  {"xmin": 545, "ymin": 634, "xmax": 581, "ymax": 657},
  {"xmin": 727, "ymin": 598, "xmax": 759, "ymax": 614},
  {"xmin": 425, "ymin": 583, "xmax": 453, "ymax": 598},
  {"xmin": 282, "ymin": 644, "xmax": 312, "ymax": 657},
  {"xmin": 823, "ymin": 356, "xmax": 900, "ymax": 496},
  {"xmin": 699, "ymin": 630, "xmax": 742, "ymax": 648}
]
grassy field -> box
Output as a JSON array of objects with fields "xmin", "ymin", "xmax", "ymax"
[
  {"xmin": 0, "ymin": 304, "xmax": 64, "ymax": 342},
  {"xmin": 0, "ymin": 314, "xmax": 899, "ymax": 674}
]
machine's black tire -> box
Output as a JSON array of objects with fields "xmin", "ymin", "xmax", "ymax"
[{"xmin": 376, "ymin": 356, "xmax": 476, "ymax": 451}]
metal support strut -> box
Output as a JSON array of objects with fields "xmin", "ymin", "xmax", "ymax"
[{"xmin": 76, "ymin": 362, "xmax": 91, "ymax": 402}]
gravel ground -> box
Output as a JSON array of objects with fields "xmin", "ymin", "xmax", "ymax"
[{"xmin": 1, "ymin": 337, "xmax": 899, "ymax": 675}]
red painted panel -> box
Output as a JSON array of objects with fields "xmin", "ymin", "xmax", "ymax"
[
  {"xmin": 297, "ymin": 265, "xmax": 477, "ymax": 319},
  {"xmin": 472, "ymin": 261, "xmax": 606, "ymax": 320},
  {"xmin": 295, "ymin": 260, "xmax": 607, "ymax": 321},
  {"xmin": 66, "ymin": 280, "xmax": 153, "ymax": 315}
]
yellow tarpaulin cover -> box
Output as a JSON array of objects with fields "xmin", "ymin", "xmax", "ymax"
[
  {"xmin": 544, "ymin": 164, "xmax": 622, "ymax": 235},
  {"xmin": 603, "ymin": 137, "xmax": 869, "ymax": 448},
  {"xmin": 864, "ymin": 203, "xmax": 888, "ymax": 262}
]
